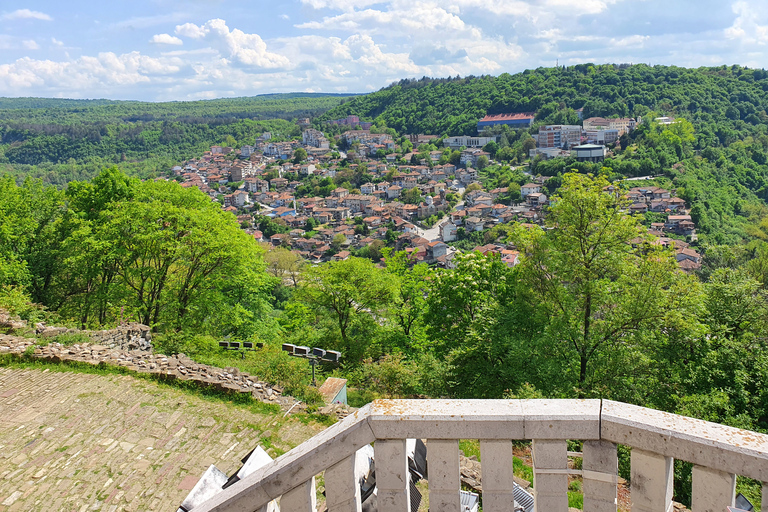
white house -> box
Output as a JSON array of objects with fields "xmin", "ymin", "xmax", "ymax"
[
  {"xmin": 521, "ymin": 183, "xmax": 542, "ymax": 197},
  {"xmin": 441, "ymin": 222, "xmax": 458, "ymax": 242}
]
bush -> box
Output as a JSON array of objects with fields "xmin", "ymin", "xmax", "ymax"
[
  {"xmin": 347, "ymin": 353, "xmax": 419, "ymax": 397},
  {"xmin": 0, "ymin": 285, "xmax": 45, "ymax": 324}
]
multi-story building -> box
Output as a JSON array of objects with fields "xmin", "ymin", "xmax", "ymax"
[
  {"xmin": 583, "ymin": 117, "xmax": 637, "ymax": 136},
  {"xmin": 302, "ymin": 129, "xmax": 330, "ymax": 149},
  {"xmin": 536, "ymin": 125, "xmax": 582, "ymax": 148},
  {"xmin": 443, "ymin": 135, "xmax": 497, "ymax": 149},
  {"xmin": 584, "ymin": 129, "xmax": 619, "ymax": 145}
]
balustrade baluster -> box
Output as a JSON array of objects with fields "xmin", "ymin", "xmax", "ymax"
[
  {"xmin": 582, "ymin": 440, "xmax": 618, "ymax": 512},
  {"xmin": 479, "ymin": 440, "xmax": 516, "ymax": 512},
  {"xmin": 426, "ymin": 439, "xmax": 460, "ymax": 512},
  {"xmin": 763, "ymin": 482, "xmax": 768, "ymax": 512},
  {"xmin": 280, "ymin": 477, "xmax": 316, "ymax": 512},
  {"xmin": 631, "ymin": 449, "xmax": 674, "ymax": 512},
  {"xmin": 691, "ymin": 465, "xmax": 735, "ymax": 512},
  {"xmin": 532, "ymin": 439, "xmax": 569, "ymax": 512},
  {"xmin": 324, "ymin": 454, "xmax": 363, "ymax": 512},
  {"xmin": 374, "ymin": 439, "xmax": 410, "ymax": 512},
  {"xmin": 325, "ymin": 455, "xmax": 363, "ymax": 512}
]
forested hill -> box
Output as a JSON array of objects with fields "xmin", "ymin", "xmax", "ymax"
[
  {"xmin": 318, "ymin": 64, "xmax": 768, "ymax": 139},
  {"xmin": 0, "ymin": 93, "xmax": 356, "ymax": 121},
  {"xmin": 0, "ymin": 93, "xmax": 354, "ymax": 185}
]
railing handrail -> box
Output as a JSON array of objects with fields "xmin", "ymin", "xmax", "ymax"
[{"xmin": 193, "ymin": 399, "xmax": 768, "ymax": 512}]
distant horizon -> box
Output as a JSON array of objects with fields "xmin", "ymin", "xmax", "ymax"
[
  {"xmin": 1, "ymin": 0, "xmax": 766, "ymax": 101},
  {"xmin": 2, "ymin": 60, "xmax": 765, "ymax": 104},
  {"xmin": 0, "ymin": 91, "xmax": 364, "ymax": 103}
]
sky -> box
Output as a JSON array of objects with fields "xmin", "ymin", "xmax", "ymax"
[{"xmin": 0, "ymin": 0, "xmax": 766, "ymax": 101}]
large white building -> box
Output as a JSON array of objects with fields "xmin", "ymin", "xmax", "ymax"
[
  {"xmin": 443, "ymin": 135, "xmax": 498, "ymax": 149},
  {"xmin": 536, "ymin": 125, "xmax": 582, "ymax": 148},
  {"xmin": 582, "ymin": 117, "xmax": 637, "ymax": 136}
]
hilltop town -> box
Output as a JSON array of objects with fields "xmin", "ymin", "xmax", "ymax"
[{"xmin": 173, "ymin": 113, "xmax": 701, "ymax": 271}]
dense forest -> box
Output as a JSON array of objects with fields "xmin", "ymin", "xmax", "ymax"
[
  {"xmin": 319, "ymin": 64, "xmax": 768, "ymax": 137},
  {"xmin": 0, "ymin": 93, "xmax": 353, "ymax": 185}
]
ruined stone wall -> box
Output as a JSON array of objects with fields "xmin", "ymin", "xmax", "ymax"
[
  {"xmin": 0, "ymin": 334, "xmax": 298, "ymax": 411},
  {"xmin": 36, "ymin": 323, "xmax": 152, "ymax": 352}
]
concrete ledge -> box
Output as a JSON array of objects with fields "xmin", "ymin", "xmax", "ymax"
[
  {"xmin": 601, "ymin": 400, "xmax": 768, "ymax": 481},
  {"xmin": 368, "ymin": 399, "xmax": 525, "ymax": 439},
  {"xmin": 194, "ymin": 405, "xmax": 375, "ymax": 512},
  {"xmin": 522, "ymin": 399, "xmax": 601, "ymax": 440}
]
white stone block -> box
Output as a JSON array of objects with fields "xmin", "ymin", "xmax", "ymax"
[
  {"xmin": 522, "ymin": 399, "xmax": 601, "ymax": 440},
  {"xmin": 427, "ymin": 439, "xmax": 460, "ymax": 512},
  {"xmin": 374, "ymin": 439, "xmax": 410, "ymax": 512},
  {"xmin": 532, "ymin": 439, "xmax": 568, "ymax": 512},
  {"xmin": 280, "ymin": 478, "xmax": 316, "ymax": 512},
  {"xmin": 324, "ymin": 455, "xmax": 363, "ymax": 512},
  {"xmin": 480, "ymin": 440, "xmax": 517, "ymax": 512},
  {"xmin": 762, "ymin": 482, "xmax": 768, "ymax": 512},
  {"xmin": 582, "ymin": 440, "xmax": 617, "ymax": 512},
  {"xmin": 368, "ymin": 399, "xmax": 525, "ymax": 440},
  {"xmin": 691, "ymin": 465, "xmax": 735, "ymax": 512},
  {"xmin": 631, "ymin": 449, "xmax": 673, "ymax": 512}
]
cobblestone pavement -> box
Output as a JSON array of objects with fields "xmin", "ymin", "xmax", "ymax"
[{"xmin": 0, "ymin": 368, "xmax": 325, "ymax": 511}]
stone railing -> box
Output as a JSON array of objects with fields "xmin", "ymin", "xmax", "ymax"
[{"xmin": 191, "ymin": 399, "xmax": 768, "ymax": 512}]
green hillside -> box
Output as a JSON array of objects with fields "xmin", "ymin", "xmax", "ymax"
[
  {"xmin": 318, "ymin": 64, "xmax": 768, "ymax": 141},
  {"xmin": 0, "ymin": 93, "xmax": 354, "ymax": 185}
]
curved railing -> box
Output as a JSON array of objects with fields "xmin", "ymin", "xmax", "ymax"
[{"xmin": 191, "ymin": 399, "xmax": 768, "ymax": 512}]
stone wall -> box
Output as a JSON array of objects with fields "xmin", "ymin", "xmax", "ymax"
[
  {"xmin": 36, "ymin": 322, "xmax": 152, "ymax": 352},
  {"xmin": 0, "ymin": 334, "xmax": 300, "ymax": 411}
]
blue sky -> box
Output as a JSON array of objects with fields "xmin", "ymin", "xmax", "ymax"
[{"xmin": 0, "ymin": 0, "xmax": 766, "ymax": 101}]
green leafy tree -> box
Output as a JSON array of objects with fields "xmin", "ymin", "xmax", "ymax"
[
  {"xmin": 293, "ymin": 147, "xmax": 307, "ymax": 163},
  {"xmin": 512, "ymin": 173, "xmax": 693, "ymax": 396},
  {"xmin": 299, "ymin": 257, "xmax": 398, "ymax": 361}
]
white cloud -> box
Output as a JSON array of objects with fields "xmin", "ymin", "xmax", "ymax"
[
  {"xmin": 1, "ymin": 9, "xmax": 52, "ymax": 21},
  {"xmin": 175, "ymin": 19, "xmax": 289, "ymax": 68},
  {"xmin": 150, "ymin": 33, "xmax": 183, "ymax": 45},
  {"xmin": 725, "ymin": 1, "xmax": 768, "ymax": 44},
  {"xmin": 0, "ymin": 1, "xmax": 754, "ymax": 101},
  {"xmin": 22, "ymin": 40, "xmax": 39, "ymax": 50},
  {"xmin": 299, "ymin": 0, "xmax": 384, "ymax": 11},
  {"xmin": 175, "ymin": 22, "xmax": 208, "ymax": 39},
  {"xmin": 0, "ymin": 52, "xmax": 183, "ymax": 96}
]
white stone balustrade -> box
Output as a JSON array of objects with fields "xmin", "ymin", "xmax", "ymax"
[{"xmin": 192, "ymin": 399, "xmax": 768, "ymax": 512}]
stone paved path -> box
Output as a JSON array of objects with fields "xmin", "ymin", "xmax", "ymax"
[{"xmin": 0, "ymin": 368, "xmax": 324, "ymax": 511}]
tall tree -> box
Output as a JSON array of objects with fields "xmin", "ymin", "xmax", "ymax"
[
  {"xmin": 300, "ymin": 257, "xmax": 398, "ymax": 361},
  {"xmin": 513, "ymin": 173, "xmax": 693, "ymax": 396}
]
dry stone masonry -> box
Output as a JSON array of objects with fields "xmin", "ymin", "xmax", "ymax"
[
  {"xmin": 0, "ymin": 334, "xmax": 299, "ymax": 411},
  {"xmin": 36, "ymin": 322, "xmax": 153, "ymax": 351}
]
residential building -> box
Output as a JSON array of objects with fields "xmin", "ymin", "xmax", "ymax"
[
  {"xmin": 521, "ymin": 183, "xmax": 542, "ymax": 197},
  {"xmin": 441, "ymin": 221, "xmax": 458, "ymax": 242}
]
